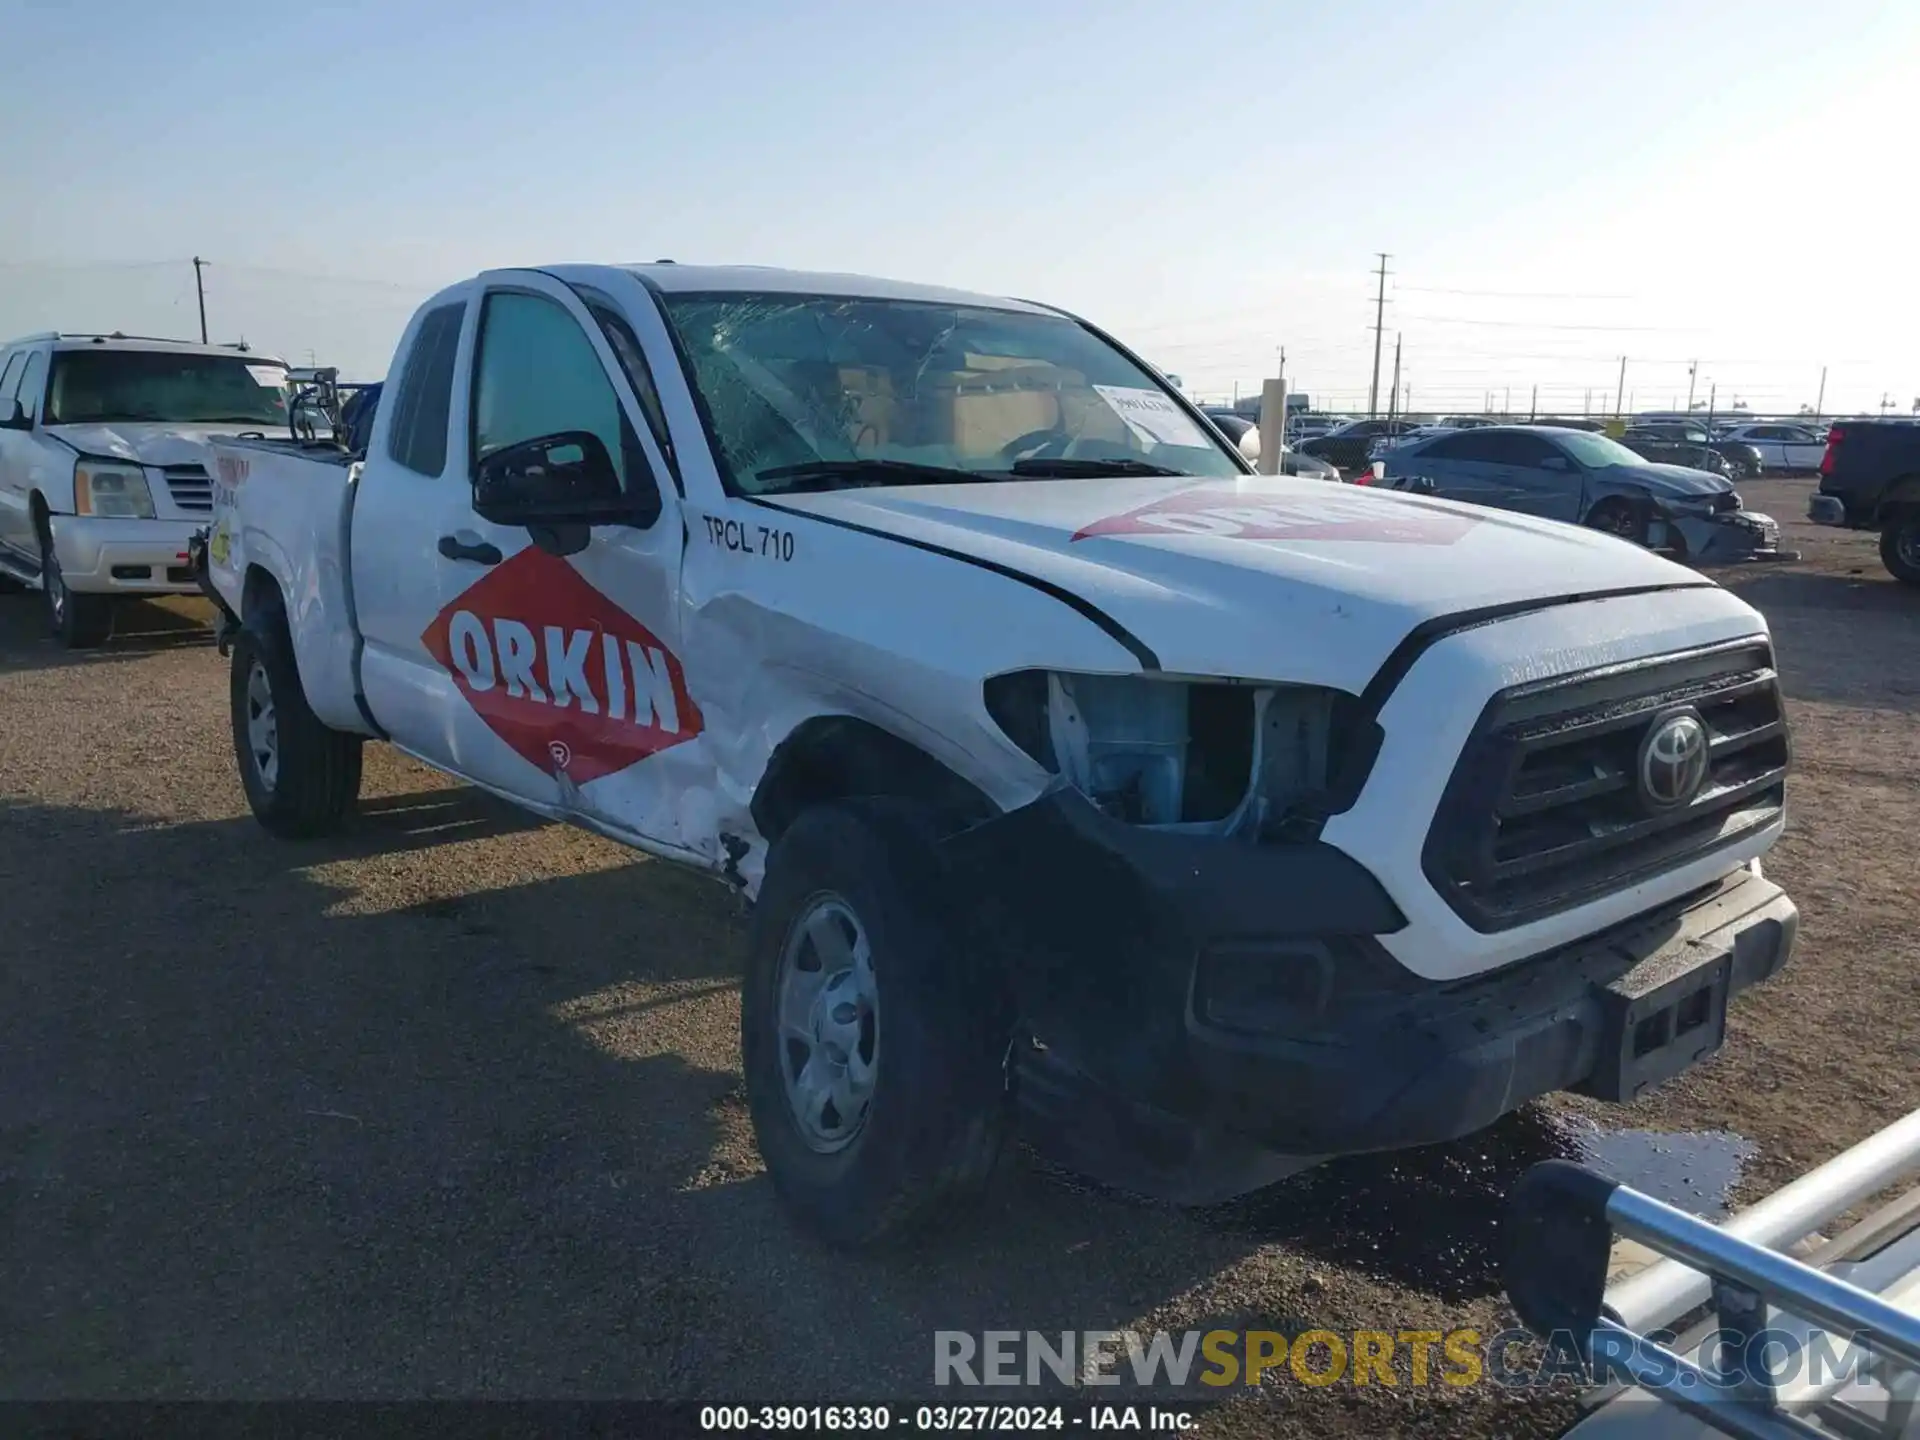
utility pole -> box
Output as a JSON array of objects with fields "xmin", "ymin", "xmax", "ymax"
[
  {"xmin": 1584, "ymin": 388, "xmax": 1592, "ymax": 416},
  {"xmin": 1503, "ymin": 385, "xmax": 1510, "ymax": 417},
  {"xmin": 1367, "ymin": 252, "xmax": 1390, "ymax": 418},
  {"xmin": 1814, "ymin": 366, "xmax": 1826, "ymax": 419},
  {"xmin": 1387, "ymin": 334, "xmax": 1402, "ymax": 422},
  {"xmin": 1706, "ymin": 382, "xmax": 1717, "ymax": 428},
  {"xmin": 1615, "ymin": 356, "xmax": 1627, "ymax": 418},
  {"xmin": 1529, "ymin": 384, "xmax": 1537, "ymax": 420},
  {"xmin": 1686, "ymin": 361, "xmax": 1698, "ymax": 412},
  {"xmin": 192, "ymin": 257, "xmax": 209, "ymax": 343}
]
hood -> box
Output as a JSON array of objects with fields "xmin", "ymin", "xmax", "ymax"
[
  {"xmin": 44, "ymin": 422, "xmax": 255, "ymax": 468},
  {"xmin": 762, "ymin": 474, "xmax": 1718, "ymax": 693},
  {"xmin": 1600, "ymin": 461, "xmax": 1735, "ymax": 498}
]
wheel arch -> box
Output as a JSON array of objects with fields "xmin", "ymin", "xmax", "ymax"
[{"xmin": 750, "ymin": 715, "xmax": 1000, "ymax": 845}]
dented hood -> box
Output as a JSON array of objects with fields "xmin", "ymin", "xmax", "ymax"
[
  {"xmin": 45, "ymin": 422, "xmax": 243, "ymax": 467},
  {"xmin": 764, "ymin": 474, "xmax": 1717, "ymax": 693}
]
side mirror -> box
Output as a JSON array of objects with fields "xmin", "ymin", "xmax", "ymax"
[
  {"xmin": 474, "ymin": 430, "xmax": 634, "ymax": 526},
  {"xmin": 0, "ymin": 399, "xmax": 29, "ymax": 430}
]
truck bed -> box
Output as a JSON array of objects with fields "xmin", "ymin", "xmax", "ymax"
[{"xmin": 206, "ymin": 437, "xmax": 374, "ymax": 736}]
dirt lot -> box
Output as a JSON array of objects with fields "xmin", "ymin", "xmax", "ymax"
[{"xmin": 2, "ymin": 476, "xmax": 1915, "ymax": 1437}]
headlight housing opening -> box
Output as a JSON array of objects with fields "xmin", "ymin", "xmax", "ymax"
[{"xmin": 984, "ymin": 670, "xmax": 1376, "ymax": 838}]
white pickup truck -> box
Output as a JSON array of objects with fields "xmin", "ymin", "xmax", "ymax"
[{"xmin": 196, "ymin": 263, "xmax": 1799, "ymax": 1249}]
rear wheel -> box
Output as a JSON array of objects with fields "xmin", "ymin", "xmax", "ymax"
[
  {"xmin": 40, "ymin": 527, "xmax": 113, "ymax": 649},
  {"xmin": 741, "ymin": 801, "xmax": 1009, "ymax": 1249},
  {"xmin": 229, "ymin": 597, "xmax": 363, "ymax": 836},
  {"xmin": 1586, "ymin": 498, "xmax": 1649, "ymax": 546},
  {"xmin": 1880, "ymin": 512, "xmax": 1920, "ymax": 587}
]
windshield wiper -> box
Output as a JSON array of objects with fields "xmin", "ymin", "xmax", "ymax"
[
  {"xmin": 1008, "ymin": 457, "xmax": 1191, "ymax": 478},
  {"xmin": 754, "ymin": 459, "xmax": 987, "ymax": 491}
]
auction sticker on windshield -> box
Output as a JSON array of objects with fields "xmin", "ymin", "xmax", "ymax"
[
  {"xmin": 1073, "ymin": 484, "xmax": 1482, "ymax": 545},
  {"xmin": 245, "ymin": 365, "xmax": 285, "ymax": 388},
  {"xmin": 1091, "ymin": 386, "xmax": 1212, "ymax": 449}
]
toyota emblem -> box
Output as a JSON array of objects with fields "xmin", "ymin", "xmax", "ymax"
[{"xmin": 1637, "ymin": 708, "xmax": 1709, "ymax": 810}]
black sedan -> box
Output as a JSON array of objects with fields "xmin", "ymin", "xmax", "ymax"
[
  {"xmin": 1619, "ymin": 432, "xmax": 1739, "ymax": 479},
  {"xmin": 1200, "ymin": 409, "xmax": 1342, "ymax": 479},
  {"xmin": 1627, "ymin": 422, "xmax": 1766, "ymax": 478},
  {"xmin": 1295, "ymin": 418, "xmax": 1422, "ymax": 474},
  {"xmin": 1376, "ymin": 425, "xmax": 1795, "ymax": 563}
]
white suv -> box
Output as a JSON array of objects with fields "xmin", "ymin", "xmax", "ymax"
[{"xmin": 0, "ymin": 332, "xmax": 290, "ymax": 647}]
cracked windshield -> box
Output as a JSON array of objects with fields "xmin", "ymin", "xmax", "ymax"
[{"xmin": 659, "ymin": 293, "xmax": 1244, "ymax": 493}]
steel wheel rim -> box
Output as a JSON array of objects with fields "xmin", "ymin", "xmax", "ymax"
[
  {"xmin": 775, "ymin": 893, "xmax": 879, "ymax": 1153},
  {"xmin": 245, "ymin": 659, "xmax": 279, "ymax": 791},
  {"xmin": 1594, "ymin": 508, "xmax": 1636, "ymax": 539},
  {"xmin": 44, "ymin": 546, "xmax": 65, "ymax": 624}
]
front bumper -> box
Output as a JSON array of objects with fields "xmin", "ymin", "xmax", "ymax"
[
  {"xmin": 1665, "ymin": 509, "xmax": 1798, "ymax": 563},
  {"xmin": 47, "ymin": 515, "xmax": 203, "ymax": 595},
  {"xmin": 941, "ymin": 792, "xmax": 1795, "ymax": 1201}
]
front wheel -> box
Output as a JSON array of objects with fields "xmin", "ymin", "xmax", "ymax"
[
  {"xmin": 741, "ymin": 802, "xmax": 1009, "ymax": 1249},
  {"xmin": 40, "ymin": 529, "xmax": 113, "ymax": 648},
  {"xmin": 1881, "ymin": 512, "xmax": 1920, "ymax": 587},
  {"xmin": 1586, "ymin": 497, "xmax": 1649, "ymax": 546},
  {"xmin": 229, "ymin": 605, "xmax": 363, "ymax": 837}
]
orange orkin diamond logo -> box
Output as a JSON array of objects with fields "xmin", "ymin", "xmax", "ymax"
[{"xmin": 421, "ymin": 545, "xmax": 703, "ymax": 785}]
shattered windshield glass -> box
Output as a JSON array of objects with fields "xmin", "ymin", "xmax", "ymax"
[{"xmin": 655, "ymin": 292, "xmax": 1243, "ymax": 495}]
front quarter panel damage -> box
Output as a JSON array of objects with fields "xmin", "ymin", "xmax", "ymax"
[{"xmin": 678, "ymin": 502, "xmax": 1146, "ymax": 892}]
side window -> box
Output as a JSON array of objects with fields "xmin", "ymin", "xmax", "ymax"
[
  {"xmin": 1421, "ymin": 433, "xmax": 1480, "ymax": 460},
  {"xmin": 470, "ymin": 291, "xmax": 656, "ymax": 515},
  {"xmin": 1504, "ymin": 433, "xmax": 1562, "ymax": 468},
  {"xmin": 0, "ymin": 351, "xmax": 25, "ymax": 403},
  {"xmin": 1748, "ymin": 425, "xmax": 1784, "ymax": 440},
  {"xmin": 384, "ymin": 302, "xmax": 464, "ymax": 476},
  {"xmin": 13, "ymin": 351, "xmax": 47, "ymax": 420},
  {"xmin": 1465, "ymin": 432, "xmax": 1519, "ymax": 464}
]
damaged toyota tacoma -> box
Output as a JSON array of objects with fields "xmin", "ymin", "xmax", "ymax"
[{"xmin": 194, "ymin": 264, "xmax": 1798, "ymax": 1249}]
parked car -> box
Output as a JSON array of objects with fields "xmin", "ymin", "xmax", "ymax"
[
  {"xmin": 1626, "ymin": 422, "xmax": 1765, "ymax": 479},
  {"xmin": 1200, "ymin": 409, "xmax": 1340, "ymax": 479},
  {"xmin": 193, "ymin": 262, "xmax": 1796, "ymax": 1249},
  {"xmin": 1807, "ymin": 419, "xmax": 1920, "ymax": 583},
  {"xmin": 1717, "ymin": 421, "xmax": 1831, "ymax": 472},
  {"xmin": 1297, "ymin": 417, "xmax": 1421, "ymax": 473},
  {"xmin": 1377, "ymin": 425, "xmax": 1793, "ymax": 562},
  {"xmin": 1287, "ymin": 414, "xmax": 1341, "ymax": 442},
  {"xmin": 1619, "ymin": 431, "xmax": 1739, "ymax": 480},
  {"xmin": 0, "ymin": 331, "xmax": 290, "ymax": 646}
]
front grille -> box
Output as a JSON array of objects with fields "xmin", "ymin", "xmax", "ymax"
[
  {"xmin": 162, "ymin": 464, "xmax": 212, "ymax": 512},
  {"xmin": 1423, "ymin": 640, "xmax": 1789, "ymax": 932}
]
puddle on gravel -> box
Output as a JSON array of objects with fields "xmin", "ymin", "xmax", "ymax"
[{"xmin": 1200, "ymin": 1107, "xmax": 1756, "ymax": 1303}]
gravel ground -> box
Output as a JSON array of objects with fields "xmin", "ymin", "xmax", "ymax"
[{"xmin": 1, "ymin": 474, "xmax": 1914, "ymax": 1437}]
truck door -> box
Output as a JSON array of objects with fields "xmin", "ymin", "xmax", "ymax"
[{"xmin": 424, "ymin": 274, "xmax": 709, "ymax": 858}]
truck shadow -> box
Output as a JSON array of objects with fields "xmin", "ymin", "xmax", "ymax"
[
  {"xmin": 0, "ymin": 593, "xmax": 214, "ymax": 672},
  {"xmin": 1, "ymin": 794, "xmax": 1298, "ymax": 1399}
]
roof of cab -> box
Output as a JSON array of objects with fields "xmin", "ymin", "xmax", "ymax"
[{"xmin": 485, "ymin": 262, "xmax": 1049, "ymax": 315}]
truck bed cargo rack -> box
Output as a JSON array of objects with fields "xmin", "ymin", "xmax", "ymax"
[{"xmin": 1507, "ymin": 1108, "xmax": 1920, "ymax": 1439}]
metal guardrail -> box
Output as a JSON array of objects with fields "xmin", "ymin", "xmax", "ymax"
[{"xmin": 1507, "ymin": 1114, "xmax": 1920, "ymax": 1440}]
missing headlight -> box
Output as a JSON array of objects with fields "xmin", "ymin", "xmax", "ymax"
[{"xmin": 984, "ymin": 670, "xmax": 1355, "ymax": 835}]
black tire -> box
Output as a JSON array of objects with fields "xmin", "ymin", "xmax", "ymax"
[
  {"xmin": 39, "ymin": 528, "xmax": 113, "ymax": 649},
  {"xmin": 1880, "ymin": 512, "xmax": 1920, "ymax": 587},
  {"xmin": 742, "ymin": 801, "xmax": 1009, "ymax": 1249},
  {"xmin": 229, "ymin": 595, "xmax": 363, "ymax": 837},
  {"xmin": 1586, "ymin": 497, "xmax": 1649, "ymax": 546}
]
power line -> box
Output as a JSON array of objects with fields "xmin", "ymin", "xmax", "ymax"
[{"xmin": 1393, "ymin": 284, "xmax": 1636, "ymax": 300}]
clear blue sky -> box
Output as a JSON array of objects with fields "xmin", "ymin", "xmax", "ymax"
[{"xmin": 3, "ymin": 0, "xmax": 1916, "ymax": 414}]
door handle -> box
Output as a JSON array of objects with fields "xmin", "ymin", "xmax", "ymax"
[{"xmin": 438, "ymin": 534, "xmax": 502, "ymax": 566}]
